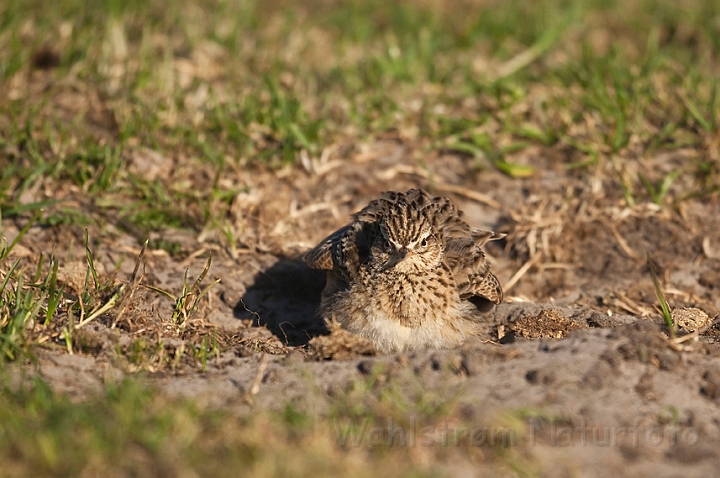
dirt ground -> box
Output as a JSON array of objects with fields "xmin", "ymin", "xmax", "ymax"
[{"xmin": 7, "ymin": 138, "xmax": 720, "ymax": 476}]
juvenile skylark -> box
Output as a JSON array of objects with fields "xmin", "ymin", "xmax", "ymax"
[{"xmin": 304, "ymin": 188, "xmax": 503, "ymax": 353}]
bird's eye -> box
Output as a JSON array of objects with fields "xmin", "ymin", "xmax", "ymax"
[
  {"xmin": 384, "ymin": 239, "xmax": 391, "ymax": 249},
  {"xmin": 420, "ymin": 237, "xmax": 428, "ymax": 247}
]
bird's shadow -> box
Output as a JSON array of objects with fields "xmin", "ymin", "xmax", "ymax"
[{"xmin": 233, "ymin": 258, "xmax": 329, "ymax": 346}]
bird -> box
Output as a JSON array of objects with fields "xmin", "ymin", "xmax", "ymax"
[{"xmin": 303, "ymin": 188, "xmax": 504, "ymax": 353}]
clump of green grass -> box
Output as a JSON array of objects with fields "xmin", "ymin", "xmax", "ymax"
[
  {"xmin": 0, "ymin": 220, "xmax": 103, "ymax": 360},
  {"xmin": 0, "ymin": 218, "xmax": 220, "ymax": 368},
  {"xmin": 144, "ymin": 255, "xmax": 221, "ymax": 331},
  {"xmin": 0, "ymin": 210, "xmax": 53, "ymax": 360}
]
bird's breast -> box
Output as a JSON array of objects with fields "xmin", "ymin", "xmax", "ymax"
[
  {"xmin": 359, "ymin": 269, "xmax": 456, "ymax": 328},
  {"xmin": 331, "ymin": 267, "xmax": 472, "ymax": 353}
]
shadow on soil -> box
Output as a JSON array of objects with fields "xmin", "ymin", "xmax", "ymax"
[{"xmin": 234, "ymin": 259, "xmax": 329, "ymax": 346}]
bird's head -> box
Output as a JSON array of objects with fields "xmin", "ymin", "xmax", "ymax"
[{"xmin": 372, "ymin": 204, "xmax": 443, "ymax": 273}]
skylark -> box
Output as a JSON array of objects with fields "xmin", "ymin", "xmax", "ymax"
[{"xmin": 304, "ymin": 188, "xmax": 504, "ymax": 353}]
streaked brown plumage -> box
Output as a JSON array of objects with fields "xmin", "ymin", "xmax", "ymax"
[{"xmin": 304, "ymin": 188, "xmax": 503, "ymax": 353}]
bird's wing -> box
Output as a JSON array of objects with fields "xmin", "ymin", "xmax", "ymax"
[
  {"xmin": 302, "ymin": 224, "xmax": 352, "ymax": 271},
  {"xmin": 445, "ymin": 229, "xmax": 504, "ymax": 305},
  {"xmin": 353, "ymin": 190, "xmax": 407, "ymax": 222},
  {"xmin": 422, "ymin": 194, "xmax": 474, "ymax": 240},
  {"xmin": 471, "ymin": 229, "xmax": 506, "ymax": 247},
  {"xmin": 305, "ymin": 192, "xmax": 395, "ymax": 279},
  {"xmin": 303, "ymin": 217, "xmax": 380, "ymax": 282},
  {"xmin": 426, "ymin": 193, "xmax": 504, "ymax": 305}
]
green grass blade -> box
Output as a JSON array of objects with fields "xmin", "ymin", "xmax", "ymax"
[
  {"xmin": 647, "ymin": 255, "xmax": 674, "ymax": 337},
  {"xmin": 84, "ymin": 229, "xmax": 99, "ymax": 290}
]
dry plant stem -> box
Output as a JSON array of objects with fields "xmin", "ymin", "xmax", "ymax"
[
  {"xmin": 245, "ymin": 353, "xmax": 269, "ymax": 405},
  {"xmin": 493, "ymin": 44, "xmax": 548, "ymax": 80},
  {"xmin": 113, "ymin": 240, "xmax": 148, "ymax": 329},
  {"xmin": 433, "ymin": 183, "xmax": 503, "ymax": 210},
  {"xmin": 599, "ymin": 217, "xmax": 639, "ymax": 260},
  {"xmin": 613, "ymin": 291, "xmax": 653, "ymax": 316},
  {"xmin": 377, "ymin": 164, "xmax": 502, "ymax": 209},
  {"xmin": 179, "ymin": 247, "xmax": 209, "ymax": 269},
  {"xmin": 75, "ymin": 288, "xmax": 123, "ymax": 329},
  {"xmin": 503, "ymin": 254, "xmax": 542, "ymax": 293}
]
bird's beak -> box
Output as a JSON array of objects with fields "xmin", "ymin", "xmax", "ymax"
[{"xmin": 383, "ymin": 248, "xmax": 408, "ymax": 271}]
